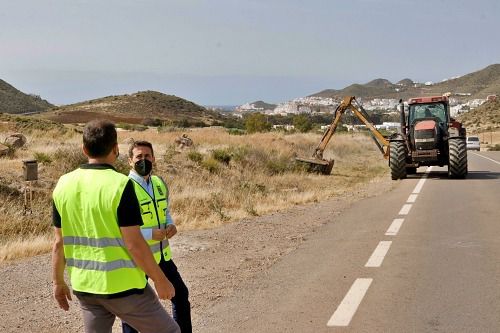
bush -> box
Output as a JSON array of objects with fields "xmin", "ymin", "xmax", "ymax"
[
  {"xmin": 245, "ymin": 113, "xmax": 271, "ymax": 133},
  {"xmin": 33, "ymin": 152, "xmax": 52, "ymax": 165},
  {"xmin": 489, "ymin": 144, "xmax": 500, "ymax": 151},
  {"xmin": 211, "ymin": 149, "xmax": 232, "ymax": 165},
  {"xmin": 187, "ymin": 151, "xmax": 203, "ymax": 164},
  {"xmin": 142, "ymin": 118, "xmax": 163, "ymax": 127},
  {"xmin": 227, "ymin": 128, "xmax": 246, "ymax": 135},
  {"xmin": 293, "ymin": 114, "xmax": 312, "ymax": 133},
  {"xmin": 53, "ymin": 147, "xmax": 87, "ymax": 173},
  {"xmin": 201, "ymin": 158, "xmax": 220, "ymax": 173},
  {"xmin": 265, "ymin": 156, "xmax": 292, "ymax": 175}
]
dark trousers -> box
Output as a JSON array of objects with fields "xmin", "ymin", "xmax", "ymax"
[{"xmin": 122, "ymin": 258, "xmax": 192, "ymax": 333}]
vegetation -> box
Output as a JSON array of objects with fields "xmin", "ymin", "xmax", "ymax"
[
  {"xmin": 0, "ymin": 125, "xmax": 390, "ymax": 262},
  {"xmin": 245, "ymin": 113, "xmax": 272, "ymax": 133}
]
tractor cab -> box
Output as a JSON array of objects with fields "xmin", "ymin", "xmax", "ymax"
[{"xmin": 406, "ymin": 97, "xmax": 450, "ymax": 155}]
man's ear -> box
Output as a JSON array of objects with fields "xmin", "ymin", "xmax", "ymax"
[{"xmin": 82, "ymin": 144, "xmax": 90, "ymax": 158}]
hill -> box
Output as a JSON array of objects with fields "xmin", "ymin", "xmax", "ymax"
[
  {"xmin": 312, "ymin": 64, "xmax": 500, "ymax": 101},
  {"xmin": 40, "ymin": 90, "xmax": 225, "ymax": 125},
  {"xmin": 251, "ymin": 101, "xmax": 277, "ymax": 110},
  {"xmin": 0, "ymin": 79, "xmax": 53, "ymax": 114},
  {"xmin": 457, "ymin": 99, "xmax": 500, "ymax": 133}
]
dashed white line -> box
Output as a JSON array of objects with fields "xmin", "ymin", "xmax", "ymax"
[
  {"xmin": 412, "ymin": 166, "xmax": 432, "ymax": 194},
  {"xmin": 398, "ymin": 204, "xmax": 412, "ymax": 215},
  {"xmin": 327, "ymin": 278, "xmax": 373, "ymax": 327},
  {"xmin": 365, "ymin": 241, "xmax": 392, "ymax": 267},
  {"xmin": 407, "ymin": 194, "xmax": 418, "ymax": 203},
  {"xmin": 386, "ymin": 218, "xmax": 405, "ymax": 236},
  {"xmin": 472, "ymin": 152, "xmax": 500, "ymax": 165}
]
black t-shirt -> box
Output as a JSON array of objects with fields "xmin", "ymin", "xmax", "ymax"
[{"xmin": 52, "ymin": 164, "xmax": 143, "ymax": 228}]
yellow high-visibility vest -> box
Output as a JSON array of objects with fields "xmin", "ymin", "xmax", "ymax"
[
  {"xmin": 131, "ymin": 175, "xmax": 172, "ymax": 263},
  {"xmin": 53, "ymin": 168, "xmax": 147, "ymax": 294}
]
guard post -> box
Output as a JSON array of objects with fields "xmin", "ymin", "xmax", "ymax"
[{"xmin": 22, "ymin": 160, "xmax": 38, "ymax": 214}]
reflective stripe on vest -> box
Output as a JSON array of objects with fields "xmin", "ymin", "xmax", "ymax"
[
  {"xmin": 131, "ymin": 175, "xmax": 172, "ymax": 263},
  {"xmin": 53, "ymin": 168, "xmax": 147, "ymax": 295}
]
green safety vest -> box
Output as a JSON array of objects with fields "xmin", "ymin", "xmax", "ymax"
[
  {"xmin": 131, "ymin": 175, "xmax": 172, "ymax": 263},
  {"xmin": 53, "ymin": 167, "xmax": 147, "ymax": 295}
]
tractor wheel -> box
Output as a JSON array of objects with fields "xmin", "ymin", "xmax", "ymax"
[
  {"xmin": 448, "ymin": 138, "xmax": 468, "ymax": 178},
  {"xmin": 390, "ymin": 141, "xmax": 407, "ymax": 180}
]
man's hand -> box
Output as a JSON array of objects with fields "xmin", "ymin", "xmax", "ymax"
[
  {"xmin": 165, "ymin": 224, "xmax": 177, "ymax": 239},
  {"xmin": 53, "ymin": 283, "xmax": 72, "ymax": 311},
  {"xmin": 154, "ymin": 275, "xmax": 176, "ymax": 300},
  {"xmin": 152, "ymin": 229, "xmax": 167, "ymax": 241}
]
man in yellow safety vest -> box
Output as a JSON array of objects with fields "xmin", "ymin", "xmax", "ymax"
[
  {"xmin": 51, "ymin": 120, "xmax": 180, "ymax": 333},
  {"xmin": 122, "ymin": 140, "xmax": 191, "ymax": 333}
]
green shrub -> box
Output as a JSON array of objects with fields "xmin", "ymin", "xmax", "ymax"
[
  {"xmin": 245, "ymin": 113, "xmax": 271, "ymax": 133},
  {"xmin": 211, "ymin": 148, "xmax": 232, "ymax": 165},
  {"xmin": 489, "ymin": 144, "xmax": 500, "ymax": 151},
  {"xmin": 293, "ymin": 114, "xmax": 312, "ymax": 132},
  {"xmin": 227, "ymin": 128, "xmax": 246, "ymax": 135},
  {"xmin": 265, "ymin": 156, "xmax": 292, "ymax": 175},
  {"xmin": 187, "ymin": 151, "xmax": 203, "ymax": 164},
  {"xmin": 53, "ymin": 147, "xmax": 87, "ymax": 173},
  {"xmin": 201, "ymin": 157, "xmax": 220, "ymax": 174},
  {"xmin": 33, "ymin": 152, "xmax": 52, "ymax": 165}
]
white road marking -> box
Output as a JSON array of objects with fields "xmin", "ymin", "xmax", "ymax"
[
  {"xmin": 407, "ymin": 194, "xmax": 418, "ymax": 203},
  {"xmin": 472, "ymin": 152, "xmax": 500, "ymax": 165},
  {"xmin": 412, "ymin": 167, "xmax": 432, "ymax": 194},
  {"xmin": 399, "ymin": 204, "xmax": 412, "ymax": 215},
  {"xmin": 365, "ymin": 241, "xmax": 392, "ymax": 267},
  {"xmin": 412, "ymin": 178, "xmax": 426, "ymax": 194},
  {"xmin": 386, "ymin": 218, "xmax": 405, "ymax": 236},
  {"xmin": 327, "ymin": 278, "xmax": 373, "ymax": 327}
]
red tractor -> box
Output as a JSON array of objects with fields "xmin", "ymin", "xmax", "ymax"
[{"xmin": 390, "ymin": 96, "xmax": 468, "ymax": 179}]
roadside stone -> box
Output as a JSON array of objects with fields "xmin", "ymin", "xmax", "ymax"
[{"xmin": 4, "ymin": 133, "xmax": 27, "ymax": 149}]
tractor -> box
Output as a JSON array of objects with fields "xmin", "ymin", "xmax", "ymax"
[
  {"xmin": 390, "ymin": 95, "xmax": 468, "ymax": 179},
  {"xmin": 296, "ymin": 95, "xmax": 468, "ymax": 180}
]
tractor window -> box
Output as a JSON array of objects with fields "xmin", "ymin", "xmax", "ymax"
[{"xmin": 409, "ymin": 103, "xmax": 447, "ymax": 124}]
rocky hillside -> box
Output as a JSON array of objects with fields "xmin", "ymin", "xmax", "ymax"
[
  {"xmin": 457, "ymin": 99, "xmax": 500, "ymax": 133},
  {"xmin": 40, "ymin": 91, "xmax": 225, "ymax": 125},
  {"xmin": 0, "ymin": 79, "xmax": 53, "ymax": 114},
  {"xmin": 312, "ymin": 64, "xmax": 500, "ymax": 101}
]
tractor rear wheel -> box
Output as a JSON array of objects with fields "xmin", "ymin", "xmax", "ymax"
[
  {"xmin": 448, "ymin": 138, "xmax": 468, "ymax": 178},
  {"xmin": 390, "ymin": 141, "xmax": 407, "ymax": 180}
]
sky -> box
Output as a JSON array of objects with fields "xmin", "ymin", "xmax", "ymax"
[{"xmin": 1, "ymin": 0, "xmax": 499, "ymax": 106}]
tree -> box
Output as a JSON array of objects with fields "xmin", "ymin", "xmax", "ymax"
[
  {"xmin": 293, "ymin": 114, "xmax": 312, "ymax": 132},
  {"xmin": 245, "ymin": 113, "xmax": 271, "ymax": 133}
]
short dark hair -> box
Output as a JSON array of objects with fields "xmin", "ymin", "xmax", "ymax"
[
  {"xmin": 83, "ymin": 120, "xmax": 117, "ymax": 158},
  {"xmin": 128, "ymin": 140, "xmax": 154, "ymax": 158}
]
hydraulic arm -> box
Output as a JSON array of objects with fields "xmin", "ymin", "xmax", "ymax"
[{"xmin": 296, "ymin": 96, "xmax": 390, "ymax": 174}]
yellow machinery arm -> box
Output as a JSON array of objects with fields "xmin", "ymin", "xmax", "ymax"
[{"xmin": 297, "ymin": 96, "xmax": 390, "ymax": 174}]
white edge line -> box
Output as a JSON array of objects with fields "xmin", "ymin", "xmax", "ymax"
[
  {"xmin": 386, "ymin": 218, "xmax": 405, "ymax": 236},
  {"xmin": 365, "ymin": 241, "xmax": 392, "ymax": 267},
  {"xmin": 327, "ymin": 278, "xmax": 373, "ymax": 327},
  {"xmin": 472, "ymin": 152, "xmax": 500, "ymax": 165}
]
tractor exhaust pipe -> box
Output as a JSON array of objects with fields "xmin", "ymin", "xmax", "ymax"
[{"xmin": 398, "ymin": 99, "xmax": 406, "ymax": 136}]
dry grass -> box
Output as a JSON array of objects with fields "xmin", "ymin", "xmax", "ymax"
[{"xmin": 0, "ymin": 126, "xmax": 389, "ymax": 262}]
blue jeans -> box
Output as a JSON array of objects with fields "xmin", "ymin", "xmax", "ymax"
[{"xmin": 122, "ymin": 259, "xmax": 192, "ymax": 333}]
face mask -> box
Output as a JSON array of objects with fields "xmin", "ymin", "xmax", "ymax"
[{"xmin": 134, "ymin": 159, "xmax": 153, "ymax": 176}]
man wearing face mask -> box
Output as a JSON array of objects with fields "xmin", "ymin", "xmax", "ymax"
[{"xmin": 122, "ymin": 140, "xmax": 192, "ymax": 333}]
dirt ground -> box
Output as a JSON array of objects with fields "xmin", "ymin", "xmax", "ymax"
[{"xmin": 0, "ymin": 176, "xmax": 394, "ymax": 333}]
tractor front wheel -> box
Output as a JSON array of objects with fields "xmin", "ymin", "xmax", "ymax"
[{"xmin": 390, "ymin": 141, "xmax": 407, "ymax": 180}]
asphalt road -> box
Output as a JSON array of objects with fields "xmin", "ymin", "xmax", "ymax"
[{"xmin": 196, "ymin": 151, "xmax": 500, "ymax": 333}]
